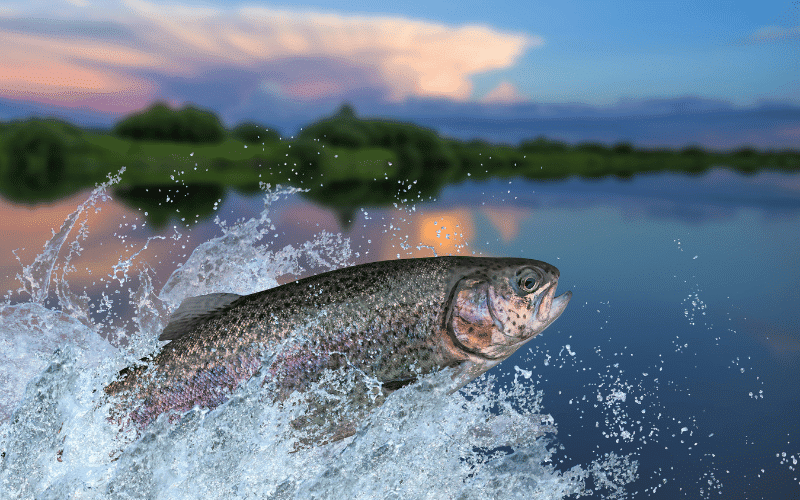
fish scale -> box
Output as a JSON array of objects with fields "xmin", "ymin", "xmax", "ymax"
[{"xmin": 105, "ymin": 256, "xmax": 571, "ymax": 440}]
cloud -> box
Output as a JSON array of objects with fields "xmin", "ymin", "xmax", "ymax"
[
  {"xmin": 778, "ymin": 126, "xmax": 800, "ymax": 139},
  {"xmin": 0, "ymin": 0, "xmax": 539, "ymax": 114},
  {"xmin": 0, "ymin": 30, "xmax": 156, "ymax": 111},
  {"xmin": 481, "ymin": 81, "xmax": 530, "ymax": 104},
  {"xmin": 745, "ymin": 25, "xmax": 800, "ymax": 43}
]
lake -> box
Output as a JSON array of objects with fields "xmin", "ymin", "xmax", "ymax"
[{"xmin": 1, "ymin": 167, "xmax": 798, "ymax": 499}]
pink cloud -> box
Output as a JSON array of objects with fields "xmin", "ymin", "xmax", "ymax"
[
  {"xmin": 0, "ymin": 31, "xmax": 156, "ymax": 111},
  {"xmin": 481, "ymin": 81, "xmax": 530, "ymax": 104},
  {"xmin": 0, "ymin": 1, "xmax": 539, "ymax": 113},
  {"xmin": 283, "ymin": 78, "xmax": 345, "ymax": 101}
]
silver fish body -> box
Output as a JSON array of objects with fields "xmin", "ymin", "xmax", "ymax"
[{"xmin": 105, "ymin": 256, "xmax": 571, "ymax": 435}]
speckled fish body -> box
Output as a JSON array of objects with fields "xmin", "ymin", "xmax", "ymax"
[{"xmin": 105, "ymin": 256, "xmax": 571, "ymax": 431}]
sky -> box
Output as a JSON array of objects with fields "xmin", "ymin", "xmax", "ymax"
[{"xmin": 0, "ymin": 0, "xmax": 798, "ymax": 142}]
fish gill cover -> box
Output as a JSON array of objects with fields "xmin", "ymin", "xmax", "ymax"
[{"xmin": 0, "ymin": 171, "xmax": 637, "ymax": 499}]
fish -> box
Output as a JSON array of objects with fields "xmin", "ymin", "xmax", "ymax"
[{"xmin": 104, "ymin": 256, "xmax": 571, "ymax": 441}]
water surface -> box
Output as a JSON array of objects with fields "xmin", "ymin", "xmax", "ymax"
[{"xmin": 1, "ymin": 168, "xmax": 798, "ymax": 499}]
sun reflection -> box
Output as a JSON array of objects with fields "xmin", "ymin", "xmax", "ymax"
[
  {"xmin": 412, "ymin": 209, "xmax": 474, "ymax": 257},
  {"xmin": 482, "ymin": 207, "xmax": 528, "ymax": 243}
]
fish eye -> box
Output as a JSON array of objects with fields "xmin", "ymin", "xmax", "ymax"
[{"xmin": 517, "ymin": 270, "xmax": 541, "ymax": 293}]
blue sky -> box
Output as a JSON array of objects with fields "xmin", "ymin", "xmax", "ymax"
[
  {"xmin": 420, "ymin": 0, "xmax": 799, "ymax": 105},
  {"xmin": 261, "ymin": 0, "xmax": 798, "ymax": 104},
  {"xmin": 0, "ymin": 0, "xmax": 798, "ymax": 136}
]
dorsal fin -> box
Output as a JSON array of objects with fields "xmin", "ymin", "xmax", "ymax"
[{"xmin": 159, "ymin": 293, "xmax": 242, "ymax": 341}]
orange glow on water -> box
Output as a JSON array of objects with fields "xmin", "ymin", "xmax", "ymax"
[
  {"xmin": 482, "ymin": 207, "xmax": 529, "ymax": 243},
  {"xmin": 0, "ymin": 194, "xmax": 161, "ymax": 297},
  {"xmin": 411, "ymin": 209, "xmax": 474, "ymax": 257}
]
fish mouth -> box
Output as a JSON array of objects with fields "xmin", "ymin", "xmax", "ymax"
[{"xmin": 537, "ymin": 283, "xmax": 572, "ymax": 325}]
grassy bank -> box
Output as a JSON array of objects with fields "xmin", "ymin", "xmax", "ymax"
[{"xmin": 1, "ymin": 103, "xmax": 798, "ymax": 222}]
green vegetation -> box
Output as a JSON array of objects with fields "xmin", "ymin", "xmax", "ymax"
[
  {"xmin": 231, "ymin": 122, "xmax": 281, "ymax": 144},
  {"xmin": 1, "ymin": 102, "xmax": 798, "ymax": 225},
  {"xmin": 297, "ymin": 104, "xmax": 461, "ymax": 188},
  {"xmin": 0, "ymin": 119, "xmax": 103, "ymax": 201},
  {"xmin": 113, "ymin": 102, "xmax": 226, "ymax": 143}
]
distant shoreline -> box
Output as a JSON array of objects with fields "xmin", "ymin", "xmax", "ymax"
[{"xmin": 1, "ymin": 104, "xmax": 798, "ymax": 226}]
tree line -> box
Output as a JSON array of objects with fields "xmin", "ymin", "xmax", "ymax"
[
  {"xmin": 0, "ymin": 102, "xmax": 797, "ymax": 205},
  {"xmin": 0, "ymin": 103, "xmax": 282, "ymax": 200}
]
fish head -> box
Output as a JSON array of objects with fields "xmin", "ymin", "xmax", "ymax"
[{"xmin": 448, "ymin": 259, "xmax": 572, "ymax": 362}]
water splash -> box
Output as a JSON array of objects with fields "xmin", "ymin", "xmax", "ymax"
[
  {"xmin": 159, "ymin": 183, "xmax": 352, "ymax": 310},
  {"xmin": 0, "ymin": 178, "xmax": 638, "ymax": 499},
  {"xmin": 0, "ymin": 347, "xmax": 636, "ymax": 499},
  {"xmin": 15, "ymin": 170, "xmax": 125, "ymax": 315}
]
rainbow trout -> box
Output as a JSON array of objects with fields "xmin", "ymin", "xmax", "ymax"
[{"xmin": 105, "ymin": 256, "xmax": 571, "ymax": 438}]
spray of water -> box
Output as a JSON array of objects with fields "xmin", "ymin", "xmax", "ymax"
[{"xmin": 0, "ymin": 173, "xmax": 638, "ymax": 499}]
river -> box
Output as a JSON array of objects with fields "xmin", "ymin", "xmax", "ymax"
[{"xmin": 1, "ymin": 167, "xmax": 798, "ymax": 499}]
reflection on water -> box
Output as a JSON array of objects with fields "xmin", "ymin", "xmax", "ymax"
[
  {"xmin": 1, "ymin": 168, "xmax": 799, "ymax": 498},
  {"xmin": 4, "ymin": 168, "xmax": 796, "ymax": 299},
  {"xmin": 113, "ymin": 183, "xmax": 226, "ymax": 228}
]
